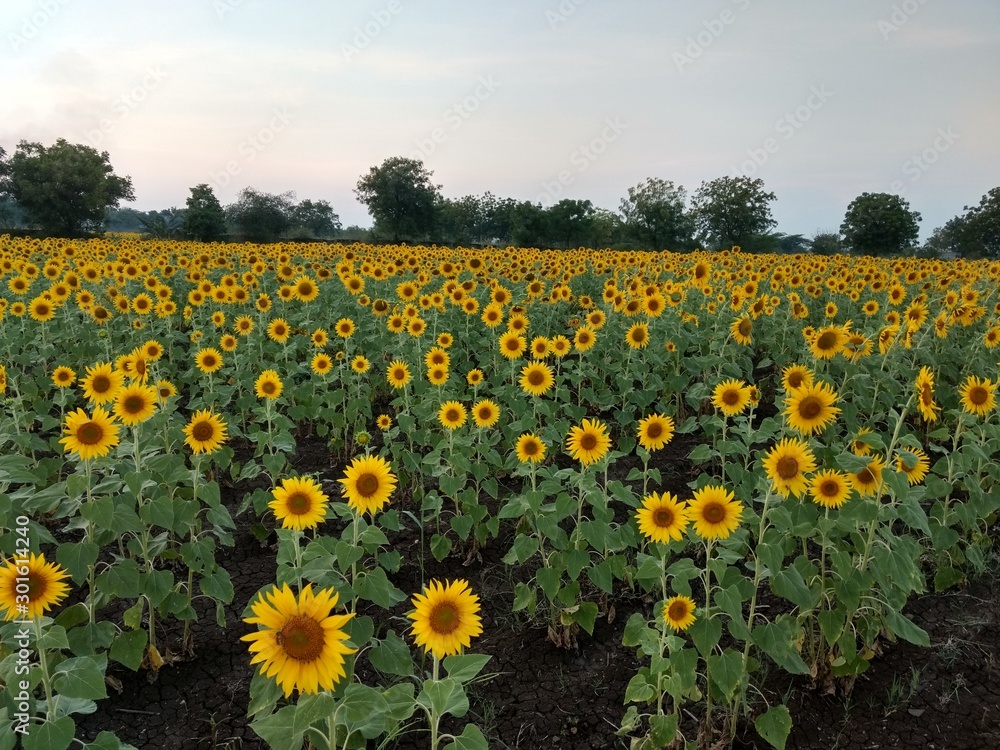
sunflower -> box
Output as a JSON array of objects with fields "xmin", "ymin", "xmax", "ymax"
[
  {"xmin": 220, "ymin": 334, "xmax": 238, "ymax": 352},
  {"xmin": 156, "ymin": 379, "xmax": 177, "ymax": 402},
  {"xmin": 781, "ymin": 364, "xmax": 814, "ymax": 392},
  {"xmin": 438, "ymin": 401, "xmax": 467, "ymax": 430},
  {"xmin": 427, "ymin": 365, "xmax": 449, "ymax": 386},
  {"xmin": 730, "ymin": 317, "xmax": 753, "ymax": 345},
  {"xmin": 850, "ymin": 455, "xmax": 886, "ymax": 497},
  {"xmin": 195, "ymin": 347, "xmax": 224, "ymax": 374},
  {"xmin": 335, "ymin": 318, "xmax": 355, "ymax": 338},
  {"xmin": 235, "ymin": 315, "xmax": 254, "ymax": 335},
  {"xmin": 52, "ymin": 366, "xmax": 76, "ymax": 388},
  {"xmin": 407, "ymin": 579, "xmax": 483, "ymax": 659},
  {"xmin": 784, "ymin": 381, "xmax": 840, "ymax": 436},
  {"xmin": 350, "ymin": 355, "xmax": 370, "ymax": 374},
  {"xmin": 406, "ymin": 317, "xmax": 426, "ymax": 337},
  {"xmin": 635, "ymin": 492, "xmax": 689, "ymax": 544},
  {"xmin": 498, "ymin": 331, "xmax": 526, "ymax": 360},
  {"xmin": 471, "ymin": 399, "xmax": 500, "ymax": 428},
  {"xmin": 255, "ymin": 370, "xmax": 284, "ymax": 400},
  {"xmin": 80, "ymin": 362, "xmax": 124, "ymax": 406},
  {"xmin": 386, "ymin": 360, "xmax": 411, "ymax": 389},
  {"xmin": 113, "ymin": 383, "xmax": 158, "ymax": 426},
  {"xmin": 712, "ymin": 379, "xmax": 751, "ymax": 417},
  {"xmin": 530, "ymin": 336, "xmax": 550, "ymax": 358},
  {"xmin": 895, "ymin": 447, "xmax": 930, "ymax": 486},
  {"xmin": 424, "ymin": 347, "xmax": 450, "ymax": 370},
  {"xmin": 914, "ymin": 366, "xmax": 940, "ymax": 422},
  {"xmin": 241, "ymin": 583, "xmax": 355, "ymax": 697},
  {"xmin": 762, "ymin": 438, "xmax": 817, "ymax": 497},
  {"xmin": 267, "ymin": 318, "xmax": 291, "ymax": 343},
  {"xmin": 809, "ymin": 469, "xmax": 851, "ymax": 509},
  {"xmin": 376, "ymin": 414, "xmax": 392, "ymax": 430},
  {"xmin": 519, "ymin": 361, "xmax": 554, "ymax": 397},
  {"xmin": 637, "ymin": 413, "xmax": 674, "ymax": 452},
  {"xmin": 515, "ymin": 433, "xmax": 546, "ymax": 464},
  {"xmin": 338, "ymin": 454, "xmax": 397, "ymax": 516},
  {"xmin": 293, "ymin": 276, "xmax": 319, "ymax": 302},
  {"xmin": 550, "ymin": 335, "xmax": 571, "ymax": 358},
  {"xmin": 60, "ymin": 407, "xmax": 120, "ymax": 461},
  {"xmin": 625, "ymin": 323, "xmax": 650, "ymax": 350},
  {"xmin": 311, "ymin": 353, "xmax": 333, "ymax": 376},
  {"xmin": 851, "ymin": 427, "xmax": 875, "ymax": 456},
  {"xmin": 959, "ymin": 376, "xmax": 996, "ymax": 417},
  {"xmin": 466, "ymin": 369, "xmax": 485, "ymax": 386},
  {"xmin": 688, "ymin": 484, "xmax": 743, "ymax": 540},
  {"xmin": 28, "ymin": 297, "xmax": 56, "ymax": 322},
  {"xmin": 809, "ymin": 326, "xmax": 846, "ymax": 360},
  {"xmin": 573, "ymin": 325, "xmax": 597, "ymax": 352},
  {"xmin": 566, "ymin": 418, "xmax": 611, "ymax": 466},
  {"xmin": 269, "ymin": 476, "xmax": 328, "ymax": 530},
  {"xmin": 662, "ymin": 595, "xmax": 697, "ymax": 632},
  {"xmin": 0, "ymin": 553, "xmax": 71, "ymax": 621},
  {"xmin": 183, "ymin": 409, "xmax": 228, "ymax": 454}
]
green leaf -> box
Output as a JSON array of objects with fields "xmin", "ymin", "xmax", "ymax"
[
  {"xmin": 369, "ymin": 630, "xmax": 413, "ymax": 676},
  {"xmin": 443, "ymin": 724, "xmax": 488, "ymax": 750},
  {"xmin": 430, "ymin": 533, "xmax": 452, "ymax": 562},
  {"xmin": 444, "ymin": 654, "xmax": 491, "ymax": 684},
  {"xmin": 292, "ymin": 692, "xmax": 337, "ymax": 735},
  {"xmin": 754, "ymin": 620, "xmax": 810, "ymax": 675},
  {"xmin": 107, "ymin": 559, "xmax": 142, "ymax": 598},
  {"xmin": 417, "ymin": 678, "xmax": 468, "ymax": 718},
  {"xmin": 110, "ymin": 630, "xmax": 148, "ymax": 671},
  {"xmin": 53, "ymin": 657, "xmax": 107, "ymax": 700},
  {"xmin": 250, "ymin": 705, "xmax": 303, "ymax": 750},
  {"xmin": 354, "ymin": 567, "xmax": 405, "ymax": 608},
  {"xmin": 707, "ymin": 650, "xmax": 744, "ymax": 699},
  {"xmin": 933, "ymin": 566, "xmax": 965, "ymax": 592},
  {"xmin": 571, "ymin": 601, "xmax": 599, "ymax": 635},
  {"xmin": 338, "ymin": 683, "xmax": 389, "ymax": 738},
  {"xmin": 755, "ymin": 704, "xmax": 792, "ymax": 750},
  {"xmin": 142, "ymin": 569, "xmax": 173, "ymax": 607},
  {"xmin": 884, "ymin": 607, "xmax": 929, "ymax": 647},
  {"xmin": 199, "ymin": 568, "xmax": 234, "ymax": 604},
  {"xmin": 835, "ymin": 451, "xmax": 872, "ymax": 473},
  {"xmin": 85, "ymin": 730, "xmax": 134, "ymax": 750},
  {"xmin": 23, "ymin": 716, "xmax": 75, "ymax": 750},
  {"xmin": 536, "ymin": 567, "xmax": 561, "ymax": 601},
  {"xmin": 56, "ymin": 542, "xmax": 99, "ymax": 586},
  {"xmin": 649, "ymin": 713, "xmax": 679, "ymax": 746},
  {"xmin": 688, "ymin": 615, "xmax": 722, "ymax": 658}
]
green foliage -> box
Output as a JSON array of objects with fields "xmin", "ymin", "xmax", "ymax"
[
  {"xmin": 691, "ymin": 175, "xmax": 777, "ymax": 249},
  {"xmin": 840, "ymin": 192, "xmax": 921, "ymax": 256}
]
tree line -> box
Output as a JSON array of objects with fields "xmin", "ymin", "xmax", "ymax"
[{"xmin": 1, "ymin": 140, "xmax": 997, "ymax": 257}]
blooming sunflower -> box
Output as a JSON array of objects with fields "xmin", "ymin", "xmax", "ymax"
[
  {"xmin": 637, "ymin": 413, "xmax": 674, "ymax": 452},
  {"xmin": 809, "ymin": 469, "xmax": 851, "ymax": 509},
  {"xmin": 851, "ymin": 427, "xmax": 875, "ymax": 456},
  {"xmin": 959, "ymin": 375, "xmax": 996, "ymax": 417},
  {"xmin": 781, "ymin": 364, "xmax": 814, "ymax": 392},
  {"xmin": 519, "ymin": 361, "xmax": 554, "ymax": 397},
  {"xmin": 267, "ymin": 318, "xmax": 290, "ymax": 343},
  {"xmin": 335, "ymin": 318, "xmax": 355, "ymax": 338},
  {"xmin": 466, "ymin": 369, "xmax": 485, "ymax": 387},
  {"xmin": 241, "ymin": 584, "xmax": 355, "ymax": 697},
  {"xmin": 895, "ymin": 448, "xmax": 930, "ymax": 486},
  {"xmin": 471, "ymin": 399, "xmax": 500, "ymax": 428},
  {"xmin": 914, "ymin": 366, "xmax": 940, "ymax": 423},
  {"xmin": 255, "ymin": 370, "xmax": 283, "ymax": 400},
  {"xmin": 550, "ymin": 335, "xmax": 571, "ymax": 358},
  {"xmin": 438, "ymin": 401, "xmax": 467, "ymax": 430},
  {"xmin": 850, "ymin": 455, "xmax": 885, "ymax": 497},
  {"xmin": 156, "ymin": 379, "xmax": 177, "ymax": 402},
  {"xmin": 712, "ymin": 379, "xmax": 751, "ymax": 417},
  {"xmin": 688, "ymin": 484, "xmax": 743, "ymax": 540},
  {"xmin": 113, "ymin": 383, "xmax": 158, "ymax": 426},
  {"xmin": 338, "ymin": 454, "xmax": 397, "ymax": 516},
  {"xmin": 52, "ymin": 366, "xmax": 76, "ymax": 388},
  {"xmin": 80, "ymin": 362, "xmax": 124, "ymax": 406},
  {"xmin": 386, "ymin": 360, "xmax": 411, "ymax": 389},
  {"xmin": 498, "ymin": 331, "xmax": 526, "ymax": 360},
  {"xmin": 809, "ymin": 326, "xmax": 846, "ymax": 360},
  {"xmin": 625, "ymin": 323, "xmax": 650, "ymax": 350},
  {"xmin": 573, "ymin": 325, "xmax": 597, "ymax": 352},
  {"xmin": 515, "ymin": 433, "xmax": 546, "ymax": 464},
  {"xmin": 663, "ymin": 595, "xmax": 697, "ymax": 632},
  {"xmin": 195, "ymin": 347, "xmax": 224, "ymax": 374},
  {"xmin": 0, "ymin": 553, "xmax": 71, "ymax": 621},
  {"xmin": 783, "ymin": 381, "xmax": 840, "ymax": 436},
  {"xmin": 376, "ymin": 414, "xmax": 392, "ymax": 430},
  {"xmin": 635, "ymin": 492, "xmax": 689, "ymax": 544},
  {"xmin": 566, "ymin": 418, "xmax": 611, "ymax": 466},
  {"xmin": 730, "ymin": 317, "xmax": 753, "ymax": 346},
  {"xmin": 762, "ymin": 438, "xmax": 817, "ymax": 498},
  {"xmin": 406, "ymin": 579, "xmax": 483, "ymax": 659},
  {"xmin": 350, "ymin": 355, "xmax": 370, "ymax": 374},
  {"xmin": 60, "ymin": 406, "xmax": 120, "ymax": 461},
  {"xmin": 427, "ymin": 365, "xmax": 449, "ymax": 386},
  {"xmin": 183, "ymin": 409, "xmax": 228, "ymax": 454},
  {"xmin": 311, "ymin": 353, "xmax": 333, "ymax": 376},
  {"xmin": 269, "ymin": 476, "xmax": 328, "ymax": 530}
]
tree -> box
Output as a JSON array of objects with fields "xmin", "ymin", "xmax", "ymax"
[
  {"xmin": 691, "ymin": 176, "xmax": 777, "ymax": 249},
  {"xmin": 182, "ymin": 184, "xmax": 228, "ymax": 242},
  {"xmin": 290, "ymin": 199, "xmax": 341, "ymax": 239},
  {"xmin": 226, "ymin": 188, "xmax": 295, "ymax": 242},
  {"xmin": 959, "ymin": 187, "xmax": 1000, "ymax": 259},
  {"xmin": 355, "ymin": 157, "xmax": 440, "ymax": 241},
  {"xmin": 547, "ymin": 199, "xmax": 597, "ymax": 248},
  {"xmin": 139, "ymin": 208, "xmax": 185, "ymax": 239},
  {"xmin": 811, "ymin": 232, "xmax": 844, "ymax": 256},
  {"xmin": 840, "ymin": 192, "xmax": 920, "ymax": 256},
  {"xmin": 619, "ymin": 178, "xmax": 695, "ymax": 250},
  {"xmin": 6, "ymin": 139, "xmax": 134, "ymax": 236}
]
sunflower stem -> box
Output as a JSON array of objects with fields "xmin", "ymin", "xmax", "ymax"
[
  {"xmin": 32, "ymin": 617, "xmax": 56, "ymax": 719},
  {"xmin": 703, "ymin": 538, "xmax": 714, "ymax": 735},
  {"xmin": 84, "ymin": 460, "xmax": 97, "ymax": 624}
]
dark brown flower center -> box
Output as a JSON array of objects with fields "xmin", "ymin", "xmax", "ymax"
[
  {"xmin": 702, "ymin": 502, "xmax": 726, "ymax": 524},
  {"xmin": 776, "ymin": 456, "xmax": 799, "ymax": 480},
  {"xmin": 722, "ymin": 389, "xmax": 740, "ymax": 406},
  {"xmin": 429, "ymin": 603, "xmax": 459, "ymax": 634},
  {"xmin": 355, "ymin": 473, "xmax": 379, "ymax": 498},
  {"xmin": 857, "ymin": 468, "xmax": 874, "ymax": 485},
  {"xmin": 738, "ymin": 319, "xmax": 752, "ymax": 336},
  {"xmin": 667, "ymin": 600, "xmax": 688, "ymax": 622},
  {"xmin": 653, "ymin": 508, "xmax": 674, "ymax": 528},
  {"xmin": 528, "ymin": 370, "xmax": 545, "ymax": 386},
  {"xmin": 192, "ymin": 421, "xmax": 215, "ymax": 442},
  {"xmin": 523, "ymin": 440, "xmax": 539, "ymax": 455},
  {"xmin": 285, "ymin": 492, "xmax": 311, "ymax": 515},
  {"xmin": 821, "ymin": 480, "xmax": 840, "ymax": 497},
  {"xmin": 646, "ymin": 422, "xmax": 663, "ymax": 439},
  {"xmin": 78, "ymin": 422, "xmax": 103, "ymax": 445},
  {"xmin": 970, "ymin": 386, "xmax": 988, "ymax": 405},
  {"xmin": 816, "ymin": 331, "xmax": 838, "ymax": 350},
  {"xmin": 579, "ymin": 433, "xmax": 598, "ymax": 451},
  {"xmin": 123, "ymin": 395, "xmax": 145, "ymax": 414},
  {"xmin": 278, "ymin": 615, "xmax": 325, "ymax": 661},
  {"xmin": 798, "ymin": 397, "xmax": 822, "ymax": 419}
]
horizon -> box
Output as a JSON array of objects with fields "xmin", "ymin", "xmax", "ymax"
[{"xmin": 2, "ymin": 0, "xmax": 998, "ymax": 240}]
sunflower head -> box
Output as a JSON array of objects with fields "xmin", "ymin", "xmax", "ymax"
[
  {"xmin": 762, "ymin": 437, "xmax": 817, "ymax": 498},
  {"xmin": 515, "ymin": 433, "xmax": 546, "ymax": 464},
  {"xmin": 712, "ymin": 379, "xmax": 751, "ymax": 417},
  {"xmin": 566, "ymin": 418, "xmax": 611, "ymax": 466},
  {"xmin": 809, "ymin": 469, "xmax": 852, "ymax": 509},
  {"xmin": 338, "ymin": 454, "xmax": 397, "ymax": 516},
  {"xmin": 269, "ymin": 476, "xmax": 329, "ymax": 530},
  {"xmin": 519, "ymin": 361, "xmax": 554, "ymax": 397},
  {"xmin": 255, "ymin": 370, "xmax": 284, "ymax": 400},
  {"xmin": 636, "ymin": 492, "xmax": 689, "ymax": 544},
  {"xmin": 183, "ymin": 409, "xmax": 228, "ymax": 454},
  {"xmin": 406, "ymin": 579, "xmax": 483, "ymax": 659},
  {"xmin": 637, "ymin": 413, "xmax": 674, "ymax": 452},
  {"xmin": 438, "ymin": 401, "xmax": 467, "ymax": 430},
  {"xmin": 662, "ymin": 595, "xmax": 697, "ymax": 632},
  {"xmin": 0, "ymin": 553, "xmax": 71, "ymax": 620},
  {"xmin": 688, "ymin": 484, "xmax": 743, "ymax": 541}
]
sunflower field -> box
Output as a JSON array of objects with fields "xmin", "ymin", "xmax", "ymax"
[{"xmin": 0, "ymin": 234, "xmax": 999, "ymax": 749}]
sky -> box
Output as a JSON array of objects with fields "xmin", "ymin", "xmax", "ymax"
[{"xmin": 2, "ymin": 0, "xmax": 998, "ymax": 240}]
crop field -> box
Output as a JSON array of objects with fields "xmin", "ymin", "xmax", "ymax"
[{"xmin": 0, "ymin": 235, "xmax": 998, "ymax": 749}]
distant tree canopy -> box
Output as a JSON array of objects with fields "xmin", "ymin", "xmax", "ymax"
[
  {"xmin": 840, "ymin": 192, "xmax": 921, "ymax": 256},
  {"xmin": 3, "ymin": 139, "xmax": 134, "ymax": 236},
  {"xmin": 355, "ymin": 157, "xmax": 441, "ymax": 242},
  {"xmin": 291, "ymin": 199, "xmax": 341, "ymax": 239},
  {"xmin": 619, "ymin": 178, "xmax": 696, "ymax": 251},
  {"xmin": 691, "ymin": 176, "xmax": 777, "ymax": 249},
  {"xmin": 925, "ymin": 187, "xmax": 1000, "ymax": 259},
  {"xmin": 183, "ymin": 184, "xmax": 228, "ymax": 242},
  {"xmin": 811, "ymin": 232, "xmax": 844, "ymax": 256}
]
